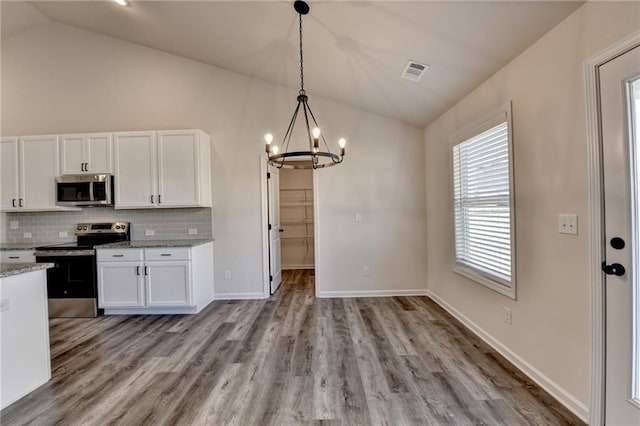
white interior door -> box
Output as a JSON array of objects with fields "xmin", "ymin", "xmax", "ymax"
[
  {"xmin": 601, "ymin": 45, "xmax": 640, "ymax": 425},
  {"xmin": 267, "ymin": 165, "xmax": 282, "ymax": 294}
]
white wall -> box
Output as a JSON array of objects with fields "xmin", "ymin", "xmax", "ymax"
[
  {"xmin": 424, "ymin": 1, "xmax": 640, "ymax": 420},
  {"xmin": 0, "ymin": 22, "xmax": 427, "ymax": 296}
]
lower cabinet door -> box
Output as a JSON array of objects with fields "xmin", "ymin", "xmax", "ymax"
[
  {"xmin": 145, "ymin": 261, "xmax": 192, "ymax": 307},
  {"xmin": 97, "ymin": 262, "xmax": 145, "ymax": 307}
]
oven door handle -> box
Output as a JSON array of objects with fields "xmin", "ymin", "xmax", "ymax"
[{"xmin": 36, "ymin": 250, "xmax": 96, "ymax": 257}]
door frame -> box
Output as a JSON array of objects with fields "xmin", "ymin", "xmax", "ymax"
[
  {"xmin": 585, "ymin": 31, "xmax": 640, "ymax": 426},
  {"xmin": 260, "ymin": 156, "xmax": 320, "ymax": 298}
]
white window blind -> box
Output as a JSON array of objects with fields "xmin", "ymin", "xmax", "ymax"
[{"xmin": 453, "ymin": 120, "xmax": 514, "ymax": 291}]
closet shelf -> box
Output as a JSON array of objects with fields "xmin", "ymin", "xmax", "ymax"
[
  {"xmin": 281, "ymin": 236, "xmax": 314, "ymax": 240},
  {"xmin": 281, "ymin": 201, "xmax": 313, "ymax": 207},
  {"xmin": 281, "ymin": 188, "xmax": 313, "ymax": 192},
  {"xmin": 281, "ymin": 219, "xmax": 314, "ymax": 225}
]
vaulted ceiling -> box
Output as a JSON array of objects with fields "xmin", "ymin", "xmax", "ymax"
[{"xmin": 2, "ymin": 1, "xmax": 584, "ymax": 127}]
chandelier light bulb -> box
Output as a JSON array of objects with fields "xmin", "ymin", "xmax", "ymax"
[
  {"xmin": 312, "ymin": 127, "xmax": 321, "ymax": 139},
  {"xmin": 338, "ymin": 138, "xmax": 346, "ymax": 148},
  {"xmin": 264, "ymin": 133, "xmax": 273, "ymax": 144},
  {"xmin": 113, "ymin": 0, "xmax": 128, "ymax": 6},
  {"xmin": 272, "ymin": 145, "xmax": 279, "ymax": 155}
]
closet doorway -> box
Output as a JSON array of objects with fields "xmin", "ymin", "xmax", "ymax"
[{"xmin": 279, "ymin": 166, "xmax": 315, "ymax": 272}]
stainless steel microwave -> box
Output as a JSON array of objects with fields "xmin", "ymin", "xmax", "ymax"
[{"xmin": 56, "ymin": 174, "xmax": 113, "ymax": 206}]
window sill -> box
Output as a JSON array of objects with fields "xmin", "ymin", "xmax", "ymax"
[{"xmin": 453, "ymin": 264, "xmax": 516, "ymax": 300}]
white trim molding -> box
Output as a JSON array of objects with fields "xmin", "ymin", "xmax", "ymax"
[
  {"xmin": 584, "ymin": 31, "xmax": 640, "ymax": 426},
  {"xmin": 317, "ymin": 289, "xmax": 429, "ymax": 298},
  {"xmin": 427, "ymin": 290, "xmax": 589, "ymax": 423},
  {"xmin": 214, "ymin": 292, "xmax": 267, "ymax": 300}
]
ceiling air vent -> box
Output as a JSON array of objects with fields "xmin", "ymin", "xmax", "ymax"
[{"xmin": 401, "ymin": 60, "xmax": 430, "ymax": 82}]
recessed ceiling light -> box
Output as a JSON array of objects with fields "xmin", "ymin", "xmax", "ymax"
[
  {"xmin": 401, "ymin": 60, "xmax": 430, "ymax": 82},
  {"xmin": 113, "ymin": 0, "xmax": 128, "ymax": 6}
]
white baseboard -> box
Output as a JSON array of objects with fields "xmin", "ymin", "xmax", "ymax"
[
  {"xmin": 426, "ymin": 290, "xmax": 589, "ymax": 423},
  {"xmin": 214, "ymin": 292, "xmax": 267, "ymax": 300},
  {"xmin": 317, "ymin": 289, "xmax": 429, "ymax": 298}
]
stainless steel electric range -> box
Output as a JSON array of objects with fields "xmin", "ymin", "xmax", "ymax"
[{"xmin": 35, "ymin": 222, "xmax": 130, "ymax": 318}]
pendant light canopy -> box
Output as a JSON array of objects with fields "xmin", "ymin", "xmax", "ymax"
[{"xmin": 264, "ymin": 0, "xmax": 346, "ymax": 170}]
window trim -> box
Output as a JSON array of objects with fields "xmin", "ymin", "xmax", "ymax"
[{"xmin": 449, "ymin": 101, "xmax": 517, "ymax": 300}]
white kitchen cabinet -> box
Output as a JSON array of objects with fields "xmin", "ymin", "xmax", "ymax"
[
  {"xmin": 1, "ymin": 135, "xmax": 65, "ymax": 212},
  {"xmin": 60, "ymin": 133, "xmax": 112, "ymax": 175},
  {"xmin": 113, "ymin": 131, "xmax": 156, "ymax": 209},
  {"xmin": 97, "ymin": 261, "xmax": 145, "ymax": 308},
  {"xmin": 113, "ymin": 130, "xmax": 211, "ymax": 209},
  {"xmin": 1, "ymin": 250, "xmax": 36, "ymax": 264},
  {"xmin": 145, "ymin": 261, "xmax": 191, "ymax": 306},
  {"xmin": 96, "ymin": 242, "xmax": 214, "ymax": 314},
  {"xmin": 0, "ymin": 138, "xmax": 20, "ymax": 211}
]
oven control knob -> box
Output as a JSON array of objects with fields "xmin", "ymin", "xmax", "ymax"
[
  {"xmin": 83, "ymin": 226, "xmax": 88, "ymax": 230},
  {"xmin": 77, "ymin": 226, "xmax": 82, "ymax": 231}
]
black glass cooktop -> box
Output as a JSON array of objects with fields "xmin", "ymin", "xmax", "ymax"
[{"xmin": 36, "ymin": 242, "xmax": 96, "ymax": 250}]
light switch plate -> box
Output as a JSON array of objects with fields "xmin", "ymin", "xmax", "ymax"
[
  {"xmin": 23, "ymin": 232, "xmax": 32, "ymax": 239},
  {"xmin": 59, "ymin": 232, "xmax": 68, "ymax": 238},
  {"xmin": 188, "ymin": 229, "xmax": 198, "ymax": 235},
  {"xmin": 145, "ymin": 230, "xmax": 155, "ymax": 236},
  {"xmin": 559, "ymin": 214, "xmax": 578, "ymax": 235},
  {"xmin": 9, "ymin": 221, "xmax": 19, "ymax": 230},
  {"xmin": 355, "ymin": 212, "xmax": 362, "ymax": 222}
]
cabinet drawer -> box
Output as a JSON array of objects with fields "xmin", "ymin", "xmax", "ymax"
[
  {"xmin": 97, "ymin": 249, "xmax": 143, "ymax": 262},
  {"xmin": 1, "ymin": 250, "xmax": 35, "ymax": 263},
  {"xmin": 144, "ymin": 247, "xmax": 190, "ymax": 261}
]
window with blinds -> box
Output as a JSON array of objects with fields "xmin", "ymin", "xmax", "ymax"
[{"xmin": 452, "ymin": 109, "xmax": 516, "ymax": 299}]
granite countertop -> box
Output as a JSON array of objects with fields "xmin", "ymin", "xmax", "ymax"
[
  {"xmin": 98, "ymin": 239, "xmax": 214, "ymax": 249},
  {"xmin": 0, "ymin": 263, "xmax": 54, "ymax": 279},
  {"xmin": 0, "ymin": 243, "xmax": 54, "ymax": 251}
]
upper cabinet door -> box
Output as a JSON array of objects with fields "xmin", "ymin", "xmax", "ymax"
[
  {"xmin": 60, "ymin": 133, "xmax": 112, "ymax": 175},
  {"xmin": 113, "ymin": 131, "xmax": 156, "ymax": 209},
  {"xmin": 60, "ymin": 134, "xmax": 85, "ymax": 175},
  {"xmin": 156, "ymin": 130, "xmax": 200, "ymax": 207},
  {"xmin": 0, "ymin": 138, "xmax": 20, "ymax": 211},
  {"xmin": 19, "ymin": 135, "xmax": 59, "ymax": 210},
  {"xmin": 85, "ymin": 133, "xmax": 112, "ymax": 174}
]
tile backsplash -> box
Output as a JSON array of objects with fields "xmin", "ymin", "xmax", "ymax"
[{"xmin": 5, "ymin": 207, "xmax": 212, "ymax": 243}]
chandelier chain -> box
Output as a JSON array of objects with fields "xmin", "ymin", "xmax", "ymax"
[{"xmin": 299, "ymin": 13, "xmax": 305, "ymax": 95}]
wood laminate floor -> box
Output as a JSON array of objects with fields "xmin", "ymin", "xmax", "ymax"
[{"xmin": 1, "ymin": 270, "xmax": 583, "ymax": 425}]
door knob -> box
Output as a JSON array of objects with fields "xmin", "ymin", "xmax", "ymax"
[
  {"xmin": 602, "ymin": 262, "xmax": 626, "ymax": 276},
  {"xmin": 279, "ymin": 229, "xmax": 284, "ymax": 233}
]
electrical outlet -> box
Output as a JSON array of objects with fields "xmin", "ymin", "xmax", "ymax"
[
  {"xmin": 559, "ymin": 214, "xmax": 578, "ymax": 235},
  {"xmin": 224, "ymin": 269, "xmax": 232, "ymax": 279},
  {"xmin": 363, "ymin": 266, "xmax": 370, "ymax": 277},
  {"xmin": 59, "ymin": 232, "xmax": 68, "ymax": 238},
  {"xmin": 355, "ymin": 212, "xmax": 363, "ymax": 222},
  {"xmin": 9, "ymin": 221, "xmax": 19, "ymax": 230},
  {"xmin": 23, "ymin": 232, "xmax": 32, "ymax": 239},
  {"xmin": 503, "ymin": 307, "xmax": 512, "ymax": 325},
  {"xmin": 145, "ymin": 230, "xmax": 155, "ymax": 236},
  {"xmin": 188, "ymin": 228, "xmax": 198, "ymax": 235}
]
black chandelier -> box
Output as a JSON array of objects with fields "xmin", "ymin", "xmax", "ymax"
[{"xmin": 264, "ymin": 0, "xmax": 346, "ymax": 170}]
